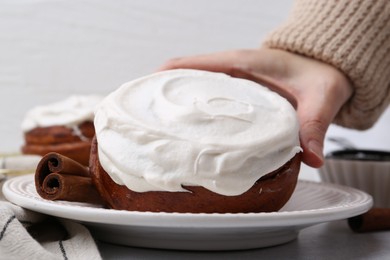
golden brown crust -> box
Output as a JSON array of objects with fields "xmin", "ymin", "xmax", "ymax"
[
  {"xmin": 24, "ymin": 121, "xmax": 94, "ymax": 145},
  {"xmin": 78, "ymin": 121, "xmax": 95, "ymax": 139},
  {"xmin": 89, "ymin": 137, "xmax": 301, "ymax": 213},
  {"xmin": 22, "ymin": 141, "xmax": 91, "ymax": 166},
  {"xmin": 24, "ymin": 126, "xmax": 81, "ymax": 145},
  {"xmin": 22, "ymin": 121, "xmax": 94, "ymax": 166}
]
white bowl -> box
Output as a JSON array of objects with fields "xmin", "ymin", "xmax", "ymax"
[{"xmin": 319, "ymin": 150, "xmax": 390, "ymax": 208}]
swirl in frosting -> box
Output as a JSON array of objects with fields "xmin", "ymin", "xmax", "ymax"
[{"xmin": 94, "ymin": 69, "xmax": 301, "ymax": 196}]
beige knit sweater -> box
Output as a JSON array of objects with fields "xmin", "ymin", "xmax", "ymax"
[{"xmin": 264, "ymin": 0, "xmax": 390, "ymax": 130}]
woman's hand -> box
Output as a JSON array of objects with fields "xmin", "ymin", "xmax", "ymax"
[{"xmin": 159, "ymin": 48, "xmax": 353, "ymax": 168}]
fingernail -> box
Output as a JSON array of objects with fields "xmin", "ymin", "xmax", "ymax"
[{"xmin": 308, "ymin": 140, "xmax": 324, "ymax": 163}]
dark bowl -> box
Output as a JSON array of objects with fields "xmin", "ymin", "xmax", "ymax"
[
  {"xmin": 326, "ymin": 149, "xmax": 390, "ymax": 162},
  {"xmin": 320, "ymin": 149, "xmax": 390, "ymax": 208}
]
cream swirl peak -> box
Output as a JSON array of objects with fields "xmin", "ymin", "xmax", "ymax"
[
  {"xmin": 94, "ymin": 69, "xmax": 301, "ymax": 196},
  {"xmin": 22, "ymin": 95, "xmax": 103, "ymax": 132}
]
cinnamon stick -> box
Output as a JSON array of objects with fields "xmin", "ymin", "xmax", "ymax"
[
  {"xmin": 35, "ymin": 152, "xmax": 103, "ymax": 204},
  {"xmin": 348, "ymin": 208, "xmax": 390, "ymax": 232}
]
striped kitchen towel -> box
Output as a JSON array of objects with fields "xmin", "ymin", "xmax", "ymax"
[{"xmin": 0, "ymin": 201, "xmax": 101, "ymax": 260}]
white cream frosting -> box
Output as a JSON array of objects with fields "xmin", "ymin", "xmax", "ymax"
[
  {"xmin": 22, "ymin": 95, "xmax": 103, "ymax": 132},
  {"xmin": 94, "ymin": 69, "xmax": 301, "ymax": 196}
]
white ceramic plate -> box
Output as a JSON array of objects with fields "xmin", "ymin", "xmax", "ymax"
[{"xmin": 3, "ymin": 174, "xmax": 372, "ymax": 250}]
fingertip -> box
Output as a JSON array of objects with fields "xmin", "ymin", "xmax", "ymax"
[
  {"xmin": 301, "ymin": 139, "xmax": 324, "ymax": 168},
  {"xmin": 157, "ymin": 57, "xmax": 184, "ymax": 72}
]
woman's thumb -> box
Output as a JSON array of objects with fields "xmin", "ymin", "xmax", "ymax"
[{"xmin": 299, "ymin": 118, "xmax": 327, "ymax": 168}]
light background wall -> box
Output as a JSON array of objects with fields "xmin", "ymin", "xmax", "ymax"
[{"xmin": 1, "ymin": 0, "xmax": 389, "ymax": 180}]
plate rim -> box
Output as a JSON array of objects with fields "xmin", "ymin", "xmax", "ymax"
[{"xmin": 2, "ymin": 174, "xmax": 373, "ymax": 228}]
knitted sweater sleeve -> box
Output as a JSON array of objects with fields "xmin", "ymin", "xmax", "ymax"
[{"xmin": 263, "ymin": 0, "xmax": 390, "ymax": 130}]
